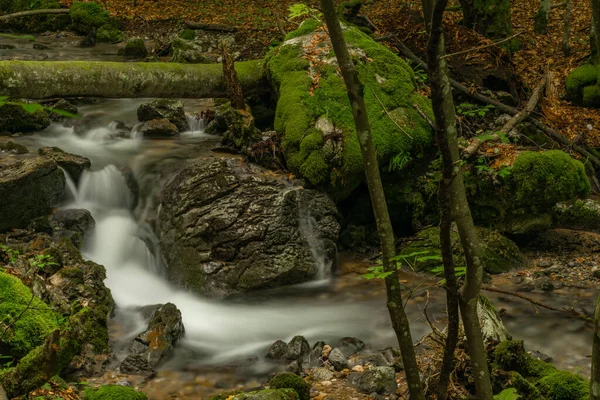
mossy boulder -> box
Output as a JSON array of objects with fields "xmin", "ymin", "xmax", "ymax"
[
  {"xmin": 0, "ymin": 272, "xmax": 60, "ymax": 358},
  {"xmin": 269, "ymin": 373, "xmax": 310, "ymax": 400},
  {"xmin": 82, "ymin": 385, "xmax": 147, "ymax": 400},
  {"xmin": 398, "ymin": 226, "xmax": 523, "ymax": 275},
  {"xmin": 538, "ymin": 371, "xmax": 589, "ymax": 400},
  {"xmin": 179, "ymin": 29, "xmax": 196, "ymax": 40},
  {"xmin": 266, "ymin": 20, "xmax": 434, "ymax": 199},
  {"xmin": 468, "ymin": 150, "xmax": 591, "ymax": 234},
  {"xmin": 0, "ymin": 141, "xmax": 28, "ymax": 154},
  {"xmin": 0, "ymin": 103, "xmax": 51, "ymax": 134},
  {"xmin": 554, "ymin": 199, "xmax": 600, "ymax": 232},
  {"xmin": 96, "ymin": 24, "xmax": 124, "ymax": 43},
  {"xmin": 566, "ymin": 64, "xmax": 600, "ymax": 106},
  {"xmin": 69, "ymin": 1, "xmax": 110, "ymax": 34},
  {"xmin": 232, "ymin": 389, "xmax": 299, "ymax": 400},
  {"xmin": 170, "ymin": 38, "xmax": 211, "ymax": 64},
  {"xmin": 121, "ymin": 38, "xmax": 148, "ymax": 58}
]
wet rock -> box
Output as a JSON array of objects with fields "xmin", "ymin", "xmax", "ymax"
[
  {"xmin": 121, "ymin": 38, "xmax": 148, "ymax": 58},
  {"xmin": 351, "ymin": 366, "xmax": 396, "ymax": 395},
  {"xmin": 170, "ymin": 38, "xmax": 215, "ymax": 64},
  {"xmin": 0, "ymin": 158, "xmax": 65, "ymax": 232},
  {"xmin": 46, "ymin": 99, "xmax": 79, "ymax": 122},
  {"xmin": 158, "ymin": 158, "xmax": 340, "ymax": 298},
  {"xmin": 137, "ymin": 99, "xmax": 188, "ymax": 132},
  {"xmin": 129, "ymin": 303, "xmax": 185, "ymax": 367},
  {"xmin": 0, "ymin": 103, "xmax": 51, "ymax": 134},
  {"xmin": 137, "ymin": 118, "xmax": 179, "ymax": 139},
  {"xmin": 80, "ymin": 27, "xmax": 97, "ymax": 47},
  {"xmin": 286, "ymin": 335, "xmax": 310, "ymax": 361},
  {"xmin": 328, "ymin": 348, "xmax": 348, "ymax": 371},
  {"xmin": 118, "ymin": 167, "xmax": 139, "ymax": 210},
  {"xmin": 266, "ymin": 340, "xmax": 288, "ymax": 361},
  {"xmin": 232, "ymin": 389, "xmax": 299, "ymax": 400},
  {"xmin": 72, "ymin": 111, "xmax": 108, "ymax": 136},
  {"xmin": 555, "ymin": 199, "xmax": 600, "ymax": 233},
  {"xmin": 0, "ymin": 141, "xmax": 28, "ymax": 154},
  {"xmin": 536, "ymin": 278, "xmax": 555, "ymax": 291},
  {"xmin": 305, "ymin": 341, "xmax": 325, "ymax": 367},
  {"xmin": 119, "ymin": 354, "xmax": 156, "ymax": 376},
  {"xmin": 285, "ymin": 360, "xmax": 303, "ymax": 375},
  {"xmin": 536, "ymin": 258, "xmax": 553, "ymax": 268},
  {"xmin": 51, "ymin": 209, "xmax": 95, "ymax": 248},
  {"xmin": 38, "ymin": 147, "xmax": 91, "ymax": 183},
  {"xmin": 336, "ymin": 337, "xmax": 365, "ymax": 357},
  {"xmin": 312, "ymin": 367, "xmax": 334, "ymax": 381}
]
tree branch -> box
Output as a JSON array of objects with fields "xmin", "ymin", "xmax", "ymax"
[
  {"xmin": 439, "ymin": 31, "xmax": 523, "ymax": 60},
  {"xmin": 0, "ymin": 8, "xmax": 69, "ymax": 22}
]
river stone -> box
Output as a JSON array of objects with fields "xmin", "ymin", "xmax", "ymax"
[
  {"xmin": 38, "ymin": 147, "xmax": 91, "ymax": 183},
  {"xmin": 72, "ymin": 111, "xmax": 108, "ymax": 136},
  {"xmin": 0, "ymin": 103, "xmax": 51, "ymax": 134},
  {"xmin": 266, "ymin": 340, "xmax": 288, "ymax": 361},
  {"xmin": 328, "ymin": 348, "xmax": 348, "ymax": 371},
  {"xmin": 352, "ymin": 366, "xmax": 397, "ymax": 395},
  {"xmin": 286, "ymin": 335, "xmax": 310, "ymax": 361},
  {"xmin": 336, "ymin": 337, "xmax": 365, "ymax": 357},
  {"xmin": 158, "ymin": 158, "xmax": 340, "ymax": 298},
  {"xmin": 137, "ymin": 99, "xmax": 189, "ymax": 132},
  {"xmin": 0, "ymin": 158, "xmax": 65, "ymax": 232},
  {"xmin": 554, "ymin": 199, "xmax": 600, "ymax": 233},
  {"xmin": 129, "ymin": 303, "xmax": 185, "ymax": 367},
  {"xmin": 171, "ymin": 38, "xmax": 214, "ymax": 64},
  {"xmin": 46, "ymin": 99, "xmax": 78, "ymax": 122},
  {"xmin": 0, "ymin": 141, "xmax": 28, "ymax": 154},
  {"xmin": 232, "ymin": 389, "xmax": 299, "ymax": 400},
  {"xmin": 119, "ymin": 354, "xmax": 156, "ymax": 376},
  {"xmin": 137, "ymin": 118, "xmax": 179, "ymax": 138},
  {"xmin": 51, "ymin": 209, "xmax": 95, "ymax": 248}
]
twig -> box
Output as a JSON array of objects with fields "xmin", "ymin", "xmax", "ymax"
[
  {"xmin": 0, "ymin": 293, "xmax": 35, "ymax": 341},
  {"xmin": 462, "ymin": 73, "xmax": 547, "ymax": 158},
  {"xmin": 371, "ymin": 87, "xmax": 413, "ymax": 139},
  {"xmin": 422, "ymin": 290, "xmax": 445, "ymax": 339},
  {"xmin": 481, "ymin": 286, "xmax": 565, "ymax": 313},
  {"xmin": 273, "ymin": 11, "xmax": 287, "ymax": 38},
  {"xmin": 439, "ymin": 31, "xmax": 523, "ymax": 60},
  {"xmin": 413, "ymin": 103, "xmax": 436, "ymax": 129}
]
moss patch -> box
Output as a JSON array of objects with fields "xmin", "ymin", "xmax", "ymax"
[
  {"xmin": 96, "ymin": 24, "xmax": 124, "ymax": 43},
  {"xmin": 83, "ymin": 385, "xmax": 147, "ymax": 400},
  {"xmin": 566, "ymin": 64, "xmax": 599, "ymax": 105},
  {"xmin": 538, "ymin": 371, "xmax": 589, "ymax": 400},
  {"xmin": 0, "ymin": 272, "xmax": 60, "ymax": 358},
  {"xmin": 179, "ymin": 29, "xmax": 196, "ymax": 40},
  {"xmin": 69, "ymin": 1, "xmax": 110, "ymax": 34},
  {"xmin": 269, "ymin": 373, "xmax": 310, "ymax": 400}
]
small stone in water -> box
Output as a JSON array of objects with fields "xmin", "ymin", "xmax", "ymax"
[{"xmin": 322, "ymin": 344, "xmax": 332, "ymax": 358}]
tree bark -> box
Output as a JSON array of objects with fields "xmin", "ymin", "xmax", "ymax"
[
  {"xmin": 0, "ymin": 8, "xmax": 69, "ymax": 22},
  {"xmin": 0, "ymin": 60, "xmax": 264, "ymax": 99},
  {"xmin": 592, "ymin": 0, "xmax": 600, "ymax": 63},
  {"xmin": 221, "ymin": 42, "xmax": 245, "ymax": 110},
  {"xmin": 458, "ymin": 0, "xmax": 513, "ymax": 39},
  {"xmin": 563, "ymin": 0, "xmax": 572, "ymax": 55},
  {"xmin": 591, "ymin": 298, "xmax": 600, "ymax": 399},
  {"xmin": 534, "ymin": 0, "xmax": 553, "ymax": 34},
  {"xmin": 427, "ymin": 0, "xmax": 494, "ymax": 399},
  {"xmin": 319, "ymin": 1, "xmax": 425, "ymax": 399}
]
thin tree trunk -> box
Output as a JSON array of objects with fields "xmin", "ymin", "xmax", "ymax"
[
  {"xmin": 319, "ymin": 1, "xmax": 425, "ymax": 399},
  {"xmin": 437, "ymin": 178, "xmax": 460, "ymax": 400},
  {"xmin": 221, "ymin": 42, "xmax": 245, "ymax": 110},
  {"xmin": 0, "ymin": 8, "xmax": 69, "ymax": 22},
  {"xmin": 535, "ymin": 0, "xmax": 553, "ymax": 34},
  {"xmin": 563, "ymin": 0, "xmax": 572, "ymax": 55},
  {"xmin": 426, "ymin": 0, "xmax": 494, "ymax": 399},
  {"xmin": 591, "ymin": 298, "xmax": 600, "ymax": 399},
  {"xmin": 592, "ymin": 0, "xmax": 600, "ymax": 63},
  {"xmin": 422, "ymin": 0, "xmax": 434, "ymax": 33}
]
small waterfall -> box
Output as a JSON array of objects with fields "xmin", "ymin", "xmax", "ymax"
[
  {"xmin": 60, "ymin": 167, "xmax": 79, "ymax": 202},
  {"xmin": 298, "ymin": 194, "xmax": 331, "ymax": 281},
  {"xmin": 185, "ymin": 113, "xmax": 208, "ymax": 134},
  {"xmin": 78, "ymin": 165, "xmax": 132, "ymax": 210}
]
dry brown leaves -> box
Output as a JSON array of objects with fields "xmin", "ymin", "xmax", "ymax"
[{"xmin": 29, "ymin": 382, "xmax": 80, "ymax": 400}]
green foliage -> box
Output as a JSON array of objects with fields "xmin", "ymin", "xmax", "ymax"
[
  {"xmin": 0, "ymin": 245, "xmax": 20, "ymax": 264},
  {"xmin": 269, "ymin": 373, "xmax": 310, "ymax": 400},
  {"xmin": 69, "ymin": 1, "xmax": 110, "ymax": 34},
  {"xmin": 363, "ymin": 250, "xmax": 445, "ymax": 280},
  {"xmin": 179, "ymin": 28, "xmax": 196, "ymax": 40},
  {"xmin": 28, "ymin": 254, "xmax": 58, "ymax": 272},
  {"xmin": 82, "ymin": 385, "xmax": 147, "ymax": 400},
  {"xmin": 122, "ymin": 38, "xmax": 148, "ymax": 58},
  {"xmin": 0, "ymin": 33, "xmax": 35, "ymax": 41},
  {"xmin": 457, "ymin": 102, "xmax": 494, "ymax": 118},
  {"xmin": 0, "ymin": 96, "xmax": 77, "ymax": 120},
  {"xmin": 494, "ymin": 388, "xmax": 519, "ymax": 400},
  {"xmin": 388, "ymin": 151, "xmax": 411, "ymax": 172},
  {"xmin": 0, "ymin": 272, "xmax": 60, "ymax": 358},
  {"xmin": 288, "ymin": 3, "xmax": 322, "ymax": 21}
]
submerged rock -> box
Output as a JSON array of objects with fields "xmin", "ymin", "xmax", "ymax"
[
  {"xmin": 38, "ymin": 146, "xmax": 91, "ymax": 182},
  {"xmin": 119, "ymin": 354, "xmax": 155, "ymax": 376},
  {"xmin": 158, "ymin": 158, "xmax": 340, "ymax": 298},
  {"xmin": 137, "ymin": 99, "xmax": 188, "ymax": 132},
  {"xmin": 129, "ymin": 303, "xmax": 185, "ymax": 367},
  {"xmin": 0, "ymin": 158, "xmax": 65, "ymax": 232},
  {"xmin": 46, "ymin": 99, "xmax": 79, "ymax": 122}
]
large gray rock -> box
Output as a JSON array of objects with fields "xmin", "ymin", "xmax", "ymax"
[
  {"xmin": 137, "ymin": 99, "xmax": 189, "ymax": 132},
  {"xmin": 129, "ymin": 303, "xmax": 185, "ymax": 367},
  {"xmin": 38, "ymin": 147, "xmax": 91, "ymax": 183},
  {"xmin": 352, "ymin": 366, "xmax": 397, "ymax": 395},
  {"xmin": 137, "ymin": 118, "xmax": 178, "ymax": 138},
  {"xmin": 51, "ymin": 209, "xmax": 95, "ymax": 248},
  {"xmin": 0, "ymin": 158, "xmax": 65, "ymax": 232},
  {"xmin": 328, "ymin": 348, "xmax": 348, "ymax": 371},
  {"xmin": 232, "ymin": 389, "xmax": 299, "ymax": 400},
  {"xmin": 158, "ymin": 158, "xmax": 340, "ymax": 298},
  {"xmin": 554, "ymin": 199, "xmax": 600, "ymax": 233}
]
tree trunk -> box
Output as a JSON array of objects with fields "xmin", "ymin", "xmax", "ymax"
[
  {"xmin": 0, "ymin": 8, "xmax": 69, "ymax": 22},
  {"xmin": 221, "ymin": 42, "xmax": 245, "ymax": 110},
  {"xmin": 563, "ymin": 0, "xmax": 572, "ymax": 55},
  {"xmin": 592, "ymin": 0, "xmax": 600, "ymax": 63},
  {"xmin": 0, "ymin": 60, "xmax": 264, "ymax": 99},
  {"xmin": 591, "ymin": 297, "xmax": 600, "ymax": 400},
  {"xmin": 427, "ymin": 0, "xmax": 494, "ymax": 399},
  {"xmin": 458, "ymin": 0, "xmax": 513, "ymax": 39},
  {"xmin": 319, "ymin": 1, "xmax": 425, "ymax": 399},
  {"xmin": 534, "ymin": 0, "xmax": 552, "ymax": 34}
]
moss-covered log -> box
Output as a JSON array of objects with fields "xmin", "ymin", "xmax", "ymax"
[{"xmin": 0, "ymin": 60, "xmax": 265, "ymax": 99}]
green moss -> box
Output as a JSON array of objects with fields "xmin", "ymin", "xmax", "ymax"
[
  {"xmin": 284, "ymin": 19, "xmax": 320, "ymax": 41},
  {"xmin": 566, "ymin": 64, "xmax": 599, "ymax": 104},
  {"xmin": 0, "ymin": 141, "xmax": 28, "ymax": 154},
  {"xmin": 268, "ymin": 22, "xmax": 433, "ymax": 198},
  {"xmin": 493, "ymin": 340, "xmax": 556, "ymax": 379},
  {"xmin": 472, "ymin": 0, "xmax": 513, "ymax": 39},
  {"xmin": 493, "ymin": 370, "xmax": 540, "ymax": 400},
  {"xmin": 269, "ymin": 373, "xmax": 310, "ymax": 400},
  {"xmin": 232, "ymin": 389, "xmax": 299, "ymax": 400},
  {"xmin": 538, "ymin": 371, "xmax": 589, "ymax": 400},
  {"xmin": 122, "ymin": 38, "xmax": 148, "ymax": 58},
  {"xmin": 96, "ymin": 24, "xmax": 124, "ymax": 43},
  {"xmin": 179, "ymin": 29, "xmax": 196, "ymax": 40},
  {"xmin": 511, "ymin": 150, "xmax": 590, "ymax": 206},
  {"xmin": 0, "ymin": 104, "xmax": 51, "ymax": 133},
  {"xmin": 0, "ymin": 272, "xmax": 60, "ymax": 358},
  {"xmin": 582, "ymin": 85, "xmax": 600, "ymax": 107},
  {"xmin": 83, "ymin": 385, "xmax": 147, "ymax": 400},
  {"xmin": 69, "ymin": 1, "xmax": 110, "ymax": 34}
]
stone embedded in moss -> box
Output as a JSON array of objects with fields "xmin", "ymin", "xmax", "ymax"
[
  {"xmin": 538, "ymin": 371, "xmax": 589, "ymax": 400},
  {"xmin": 269, "ymin": 373, "xmax": 310, "ymax": 400},
  {"xmin": 69, "ymin": 1, "xmax": 110, "ymax": 34},
  {"xmin": 566, "ymin": 64, "xmax": 599, "ymax": 105},
  {"xmin": 493, "ymin": 340, "xmax": 556, "ymax": 379},
  {"xmin": 267, "ymin": 21, "xmax": 433, "ymax": 199},
  {"xmin": 0, "ymin": 272, "xmax": 60, "ymax": 358},
  {"xmin": 82, "ymin": 385, "xmax": 147, "ymax": 400},
  {"xmin": 96, "ymin": 24, "xmax": 124, "ymax": 43},
  {"xmin": 398, "ymin": 226, "xmax": 523, "ymax": 275},
  {"xmin": 554, "ymin": 199, "xmax": 600, "ymax": 232}
]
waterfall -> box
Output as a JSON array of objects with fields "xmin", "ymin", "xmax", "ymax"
[
  {"xmin": 186, "ymin": 113, "xmax": 208, "ymax": 133},
  {"xmin": 297, "ymin": 192, "xmax": 332, "ymax": 281}
]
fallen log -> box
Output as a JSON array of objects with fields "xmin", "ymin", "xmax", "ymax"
[
  {"xmin": 0, "ymin": 8, "xmax": 69, "ymax": 22},
  {"xmin": 394, "ymin": 40, "xmax": 600, "ymax": 169},
  {"xmin": 0, "ymin": 60, "xmax": 265, "ymax": 99},
  {"xmin": 184, "ymin": 20, "xmax": 237, "ymax": 32},
  {"xmin": 462, "ymin": 74, "xmax": 547, "ymax": 158}
]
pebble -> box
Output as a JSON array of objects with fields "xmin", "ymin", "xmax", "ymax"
[
  {"xmin": 321, "ymin": 381, "xmax": 333, "ymax": 386},
  {"xmin": 351, "ymin": 365, "xmax": 364, "ymax": 372},
  {"xmin": 322, "ymin": 345, "xmax": 332, "ymax": 358},
  {"xmin": 536, "ymin": 259, "xmax": 554, "ymax": 268}
]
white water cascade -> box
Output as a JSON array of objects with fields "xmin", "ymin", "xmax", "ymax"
[{"xmin": 64, "ymin": 163, "xmax": 393, "ymax": 364}]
